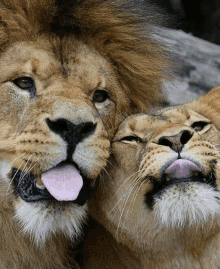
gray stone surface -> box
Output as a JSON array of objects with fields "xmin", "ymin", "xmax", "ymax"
[{"xmin": 155, "ymin": 27, "xmax": 220, "ymax": 105}]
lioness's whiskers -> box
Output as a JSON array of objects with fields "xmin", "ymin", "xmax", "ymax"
[
  {"xmin": 212, "ymin": 163, "xmax": 220, "ymax": 168},
  {"xmin": 203, "ymin": 132, "xmax": 220, "ymax": 142},
  {"xmin": 113, "ymin": 169, "xmax": 145, "ymax": 197},
  {"xmin": 101, "ymin": 166, "xmax": 113, "ymax": 181},
  {"xmin": 107, "ymin": 171, "xmax": 144, "ymax": 217},
  {"xmin": 116, "ymin": 185, "xmax": 134, "ymax": 240},
  {"xmin": 131, "ymin": 180, "xmax": 147, "ymax": 212},
  {"xmin": 106, "ymin": 159, "xmax": 115, "ymax": 168},
  {"xmin": 116, "ymin": 175, "xmax": 147, "ymax": 238},
  {"xmin": 122, "ymin": 180, "xmax": 147, "ymax": 231},
  {"xmin": 107, "ymin": 176, "xmax": 141, "ymax": 217}
]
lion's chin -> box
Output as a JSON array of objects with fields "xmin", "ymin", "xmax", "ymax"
[
  {"xmin": 153, "ymin": 182, "xmax": 220, "ymax": 230},
  {"xmin": 7, "ymin": 161, "xmax": 91, "ymax": 245},
  {"xmin": 14, "ymin": 197, "xmax": 88, "ymax": 245}
]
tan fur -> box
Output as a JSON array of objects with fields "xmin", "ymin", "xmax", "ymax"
[
  {"xmin": 0, "ymin": 0, "xmax": 170, "ymax": 268},
  {"xmin": 84, "ymin": 87, "xmax": 220, "ymax": 269},
  {"xmin": 188, "ymin": 86, "xmax": 220, "ymax": 130}
]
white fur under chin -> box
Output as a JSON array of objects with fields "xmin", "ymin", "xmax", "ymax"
[
  {"xmin": 154, "ymin": 183, "xmax": 220, "ymax": 229},
  {"xmin": 15, "ymin": 199, "xmax": 87, "ymax": 245}
]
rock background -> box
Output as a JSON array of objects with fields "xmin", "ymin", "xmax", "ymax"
[{"xmin": 156, "ymin": 27, "xmax": 220, "ymax": 105}]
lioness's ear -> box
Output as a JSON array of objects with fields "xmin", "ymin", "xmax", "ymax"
[{"xmin": 187, "ymin": 86, "xmax": 220, "ymax": 130}]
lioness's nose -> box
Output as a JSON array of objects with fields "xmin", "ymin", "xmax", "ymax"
[
  {"xmin": 46, "ymin": 118, "xmax": 96, "ymax": 158},
  {"xmin": 157, "ymin": 130, "xmax": 193, "ymax": 153}
]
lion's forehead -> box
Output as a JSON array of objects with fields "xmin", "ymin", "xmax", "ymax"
[
  {"xmin": 162, "ymin": 107, "xmax": 209, "ymax": 123},
  {"xmin": 117, "ymin": 107, "xmax": 212, "ymax": 138},
  {"xmin": 0, "ymin": 38, "xmax": 112, "ymax": 90}
]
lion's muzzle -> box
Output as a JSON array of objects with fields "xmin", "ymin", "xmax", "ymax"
[{"xmin": 46, "ymin": 118, "xmax": 97, "ymax": 160}]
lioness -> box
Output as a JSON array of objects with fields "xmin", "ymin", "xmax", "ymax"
[
  {"xmin": 83, "ymin": 86, "xmax": 220, "ymax": 269},
  {"xmin": 0, "ymin": 0, "xmax": 169, "ymax": 268}
]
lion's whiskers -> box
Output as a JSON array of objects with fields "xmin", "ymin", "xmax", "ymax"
[
  {"xmin": 22, "ymin": 156, "xmax": 40, "ymax": 178},
  {"xmin": 10, "ymin": 152, "xmax": 27, "ymax": 165},
  {"xmin": 5, "ymin": 153, "xmax": 36, "ymax": 198},
  {"xmin": 6, "ymin": 160, "xmax": 26, "ymax": 198}
]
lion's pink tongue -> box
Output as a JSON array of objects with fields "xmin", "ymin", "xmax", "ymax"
[
  {"xmin": 41, "ymin": 164, "xmax": 83, "ymax": 201},
  {"xmin": 165, "ymin": 159, "xmax": 201, "ymax": 179}
]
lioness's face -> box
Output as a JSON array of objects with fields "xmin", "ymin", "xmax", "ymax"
[
  {"xmin": 0, "ymin": 37, "xmax": 129, "ymax": 243},
  {"xmin": 99, "ymin": 107, "xmax": 220, "ymax": 249}
]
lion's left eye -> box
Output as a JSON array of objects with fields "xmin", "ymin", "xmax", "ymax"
[
  {"xmin": 93, "ymin": 90, "xmax": 109, "ymax": 103},
  {"xmin": 191, "ymin": 121, "xmax": 209, "ymax": 132},
  {"xmin": 13, "ymin": 77, "xmax": 36, "ymax": 95}
]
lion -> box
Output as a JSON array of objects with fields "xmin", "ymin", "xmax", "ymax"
[
  {"xmin": 82, "ymin": 86, "xmax": 220, "ymax": 269},
  {"xmin": 0, "ymin": 0, "xmax": 170, "ymax": 268}
]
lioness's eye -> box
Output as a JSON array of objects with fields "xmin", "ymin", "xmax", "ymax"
[
  {"xmin": 13, "ymin": 77, "xmax": 36, "ymax": 95},
  {"xmin": 93, "ymin": 90, "xmax": 109, "ymax": 103},
  {"xmin": 120, "ymin": 136, "xmax": 142, "ymax": 143},
  {"xmin": 191, "ymin": 121, "xmax": 208, "ymax": 132}
]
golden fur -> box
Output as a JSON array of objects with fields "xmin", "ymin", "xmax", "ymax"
[
  {"xmin": 0, "ymin": 0, "xmax": 169, "ymax": 268},
  {"xmin": 83, "ymin": 86, "xmax": 220, "ymax": 269}
]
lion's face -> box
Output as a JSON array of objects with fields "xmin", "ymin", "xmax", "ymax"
[
  {"xmin": 0, "ymin": 0, "xmax": 169, "ymax": 250},
  {"xmin": 96, "ymin": 106, "xmax": 220, "ymax": 252},
  {"xmin": 0, "ymin": 37, "xmax": 130, "ymax": 243}
]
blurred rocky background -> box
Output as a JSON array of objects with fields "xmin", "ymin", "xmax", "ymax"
[
  {"xmin": 138, "ymin": 0, "xmax": 220, "ymax": 105},
  {"xmin": 155, "ymin": 0, "xmax": 220, "ymax": 45}
]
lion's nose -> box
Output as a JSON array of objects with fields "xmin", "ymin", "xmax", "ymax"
[
  {"xmin": 46, "ymin": 118, "xmax": 96, "ymax": 159},
  {"xmin": 157, "ymin": 130, "xmax": 193, "ymax": 153}
]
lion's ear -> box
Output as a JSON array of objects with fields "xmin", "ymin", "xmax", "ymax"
[{"xmin": 188, "ymin": 86, "xmax": 220, "ymax": 130}]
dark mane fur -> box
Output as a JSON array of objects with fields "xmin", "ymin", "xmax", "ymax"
[{"xmin": 0, "ymin": 0, "xmax": 171, "ymax": 112}]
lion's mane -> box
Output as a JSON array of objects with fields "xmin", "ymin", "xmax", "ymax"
[
  {"xmin": 0, "ymin": 0, "xmax": 169, "ymax": 112},
  {"xmin": 0, "ymin": 1, "xmax": 171, "ymax": 268}
]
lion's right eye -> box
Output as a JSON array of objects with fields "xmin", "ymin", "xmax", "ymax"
[
  {"xmin": 93, "ymin": 90, "xmax": 109, "ymax": 103},
  {"xmin": 120, "ymin": 136, "xmax": 142, "ymax": 143},
  {"xmin": 191, "ymin": 121, "xmax": 209, "ymax": 132},
  {"xmin": 13, "ymin": 77, "xmax": 36, "ymax": 95}
]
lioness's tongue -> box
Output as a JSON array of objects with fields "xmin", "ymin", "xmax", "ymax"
[
  {"xmin": 165, "ymin": 159, "xmax": 201, "ymax": 179},
  {"xmin": 41, "ymin": 164, "xmax": 83, "ymax": 201}
]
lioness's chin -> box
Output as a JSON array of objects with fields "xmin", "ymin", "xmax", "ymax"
[{"xmin": 154, "ymin": 182, "xmax": 220, "ymax": 230}]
